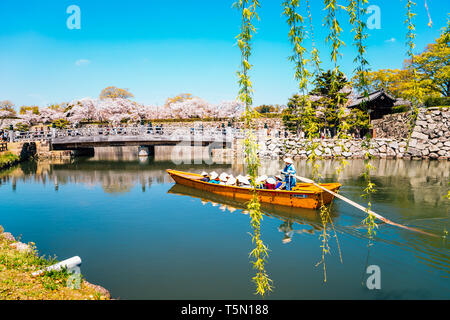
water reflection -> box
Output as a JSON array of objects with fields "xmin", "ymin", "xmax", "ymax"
[
  {"xmin": 0, "ymin": 147, "xmax": 449, "ymax": 299},
  {"xmin": 168, "ymin": 183, "xmax": 324, "ymax": 244}
]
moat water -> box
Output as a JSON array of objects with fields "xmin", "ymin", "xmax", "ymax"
[{"xmin": 0, "ymin": 147, "xmax": 449, "ymax": 299}]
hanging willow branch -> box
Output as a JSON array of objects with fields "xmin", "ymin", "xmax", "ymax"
[
  {"xmin": 283, "ymin": 0, "xmax": 311, "ymax": 137},
  {"xmin": 234, "ymin": 0, "xmax": 273, "ymax": 297},
  {"xmin": 306, "ymin": 0, "xmax": 322, "ymax": 77},
  {"xmin": 348, "ymin": 0, "xmax": 377, "ymax": 239},
  {"xmin": 405, "ymin": 0, "xmax": 421, "ymax": 137}
]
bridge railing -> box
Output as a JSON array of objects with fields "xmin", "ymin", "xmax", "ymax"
[{"xmin": 9, "ymin": 126, "xmax": 249, "ymax": 143}]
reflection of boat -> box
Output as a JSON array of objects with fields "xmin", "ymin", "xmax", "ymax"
[
  {"xmin": 167, "ymin": 169, "xmax": 341, "ymax": 210},
  {"xmin": 168, "ymin": 183, "xmax": 324, "ymax": 222}
]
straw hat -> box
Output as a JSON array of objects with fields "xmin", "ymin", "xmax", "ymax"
[
  {"xmin": 210, "ymin": 172, "xmax": 219, "ymax": 180},
  {"xmin": 219, "ymin": 173, "xmax": 228, "ymax": 182},
  {"xmin": 237, "ymin": 176, "xmax": 250, "ymax": 185},
  {"xmin": 266, "ymin": 177, "xmax": 276, "ymax": 185},
  {"xmin": 284, "ymin": 157, "xmax": 294, "ymax": 164},
  {"xmin": 256, "ymin": 175, "xmax": 268, "ymax": 184},
  {"xmin": 201, "ymin": 171, "xmax": 209, "ymax": 176},
  {"xmin": 227, "ymin": 177, "xmax": 237, "ymax": 185}
]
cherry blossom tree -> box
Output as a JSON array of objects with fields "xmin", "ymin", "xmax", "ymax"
[{"xmin": 11, "ymin": 96, "xmax": 245, "ymax": 126}]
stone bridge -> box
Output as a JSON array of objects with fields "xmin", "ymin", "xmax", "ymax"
[{"xmin": 7, "ymin": 126, "xmax": 244, "ymax": 157}]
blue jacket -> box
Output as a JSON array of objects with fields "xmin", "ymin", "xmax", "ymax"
[
  {"xmin": 282, "ymin": 164, "xmax": 296, "ymax": 178},
  {"xmin": 282, "ymin": 164, "xmax": 296, "ymax": 190}
]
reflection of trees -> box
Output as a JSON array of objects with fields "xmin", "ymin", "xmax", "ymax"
[
  {"xmin": 259, "ymin": 158, "xmax": 449, "ymax": 209},
  {"xmin": 0, "ymin": 153, "xmax": 233, "ymax": 195},
  {"xmin": 2, "ymin": 156, "xmax": 448, "ymax": 208}
]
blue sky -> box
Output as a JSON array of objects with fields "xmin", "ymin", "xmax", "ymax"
[{"xmin": 0, "ymin": 0, "xmax": 448, "ymax": 109}]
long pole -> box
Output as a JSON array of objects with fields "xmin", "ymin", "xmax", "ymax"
[{"xmin": 295, "ymin": 175, "xmax": 438, "ymax": 238}]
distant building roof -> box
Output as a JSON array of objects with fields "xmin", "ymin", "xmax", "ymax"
[{"xmin": 348, "ymin": 89, "xmax": 396, "ymax": 108}]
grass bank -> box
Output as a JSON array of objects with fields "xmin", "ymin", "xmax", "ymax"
[
  {"xmin": 0, "ymin": 226, "xmax": 110, "ymax": 300},
  {"xmin": 0, "ymin": 152, "xmax": 19, "ymax": 171}
]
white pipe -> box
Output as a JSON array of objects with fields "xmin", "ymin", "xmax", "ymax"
[{"xmin": 32, "ymin": 256, "xmax": 82, "ymax": 277}]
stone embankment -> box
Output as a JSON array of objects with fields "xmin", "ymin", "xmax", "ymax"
[{"xmin": 258, "ymin": 107, "xmax": 449, "ymax": 161}]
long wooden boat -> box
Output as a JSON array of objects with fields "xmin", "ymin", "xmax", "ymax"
[{"xmin": 167, "ymin": 169, "xmax": 342, "ymax": 210}]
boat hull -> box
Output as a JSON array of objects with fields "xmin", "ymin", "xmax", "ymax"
[{"xmin": 167, "ymin": 169, "xmax": 341, "ymax": 210}]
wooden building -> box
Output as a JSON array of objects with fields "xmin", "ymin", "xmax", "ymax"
[{"xmin": 348, "ymin": 89, "xmax": 397, "ymax": 120}]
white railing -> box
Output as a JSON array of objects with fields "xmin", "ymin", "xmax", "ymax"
[{"xmin": 8, "ymin": 126, "xmax": 250, "ymax": 143}]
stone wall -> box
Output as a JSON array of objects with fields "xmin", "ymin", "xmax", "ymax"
[
  {"xmin": 257, "ymin": 107, "xmax": 449, "ymax": 161},
  {"xmin": 408, "ymin": 107, "xmax": 450, "ymax": 159},
  {"xmin": 7, "ymin": 141, "xmax": 74, "ymax": 161},
  {"xmin": 372, "ymin": 111, "xmax": 411, "ymax": 139}
]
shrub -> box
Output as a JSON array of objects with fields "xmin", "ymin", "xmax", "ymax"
[
  {"xmin": 0, "ymin": 152, "xmax": 19, "ymax": 169},
  {"xmin": 52, "ymin": 119, "xmax": 70, "ymax": 129},
  {"xmin": 392, "ymin": 105, "xmax": 410, "ymax": 114},
  {"xmin": 15, "ymin": 123, "xmax": 30, "ymax": 132},
  {"xmin": 425, "ymin": 97, "xmax": 450, "ymax": 108}
]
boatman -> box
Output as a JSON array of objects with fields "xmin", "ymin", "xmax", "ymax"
[{"xmin": 280, "ymin": 158, "xmax": 296, "ymax": 191}]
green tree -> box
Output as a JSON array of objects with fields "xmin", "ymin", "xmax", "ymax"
[
  {"xmin": 356, "ymin": 21, "xmax": 449, "ymax": 99},
  {"xmin": 346, "ymin": 108, "xmax": 370, "ymax": 138},
  {"xmin": 255, "ymin": 104, "xmax": 279, "ymax": 114},
  {"xmin": 99, "ymin": 86, "xmax": 134, "ymax": 100},
  {"xmin": 19, "ymin": 106, "xmax": 40, "ymax": 115},
  {"xmin": 282, "ymin": 94, "xmax": 303, "ymax": 133},
  {"xmin": 408, "ymin": 21, "xmax": 450, "ymax": 97},
  {"xmin": 310, "ymin": 69, "xmax": 351, "ymax": 130},
  {"xmin": 52, "ymin": 119, "xmax": 70, "ymax": 129}
]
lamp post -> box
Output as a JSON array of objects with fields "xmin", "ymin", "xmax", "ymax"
[
  {"xmin": 9, "ymin": 125, "xmax": 14, "ymax": 143},
  {"xmin": 51, "ymin": 123, "xmax": 57, "ymax": 139}
]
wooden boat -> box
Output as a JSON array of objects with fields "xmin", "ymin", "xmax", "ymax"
[{"xmin": 167, "ymin": 169, "xmax": 342, "ymax": 210}]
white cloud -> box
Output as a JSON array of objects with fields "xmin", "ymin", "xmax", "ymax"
[
  {"xmin": 75, "ymin": 59, "xmax": 91, "ymax": 66},
  {"xmin": 385, "ymin": 38, "xmax": 396, "ymax": 43}
]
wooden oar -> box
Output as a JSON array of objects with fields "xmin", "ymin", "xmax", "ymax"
[{"xmin": 295, "ymin": 175, "xmax": 438, "ymax": 238}]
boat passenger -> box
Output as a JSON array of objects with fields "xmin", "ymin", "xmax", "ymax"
[
  {"xmin": 280, "ymin": 158, "xmax": 297, "ymax": 191},
  {"xmin": 200, "ymin": 172, "xmax": 210, "ymax": 182},
  {"xmin": 237, "ymin": 175, "xmax": 251, "ymax": 187},
  {"xmin": 209, "ymin": 172, "xmax": 220, "ymax": 184},
  {"xmin": 256, "ymin": 175, "xmax": 268, "ymax": 189},
  {"xmin": 226, "ymin": 176, "xmax": 237, "ymax": 186},
  {"xmin": 275, "ymin": 175, "xmax": 284, "ymax": 189},
  {"xmin": 264, "ymin": 177, "xmax": 277, "ymax": 190},
  {"xmin": 219, "ymin": 173, "xmax": 229, "ymax": 185}
]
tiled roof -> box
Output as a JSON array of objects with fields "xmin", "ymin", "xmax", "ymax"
[{"xmin": 348, "ymin": 89, "xmax": 396, "ymax": 108}]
